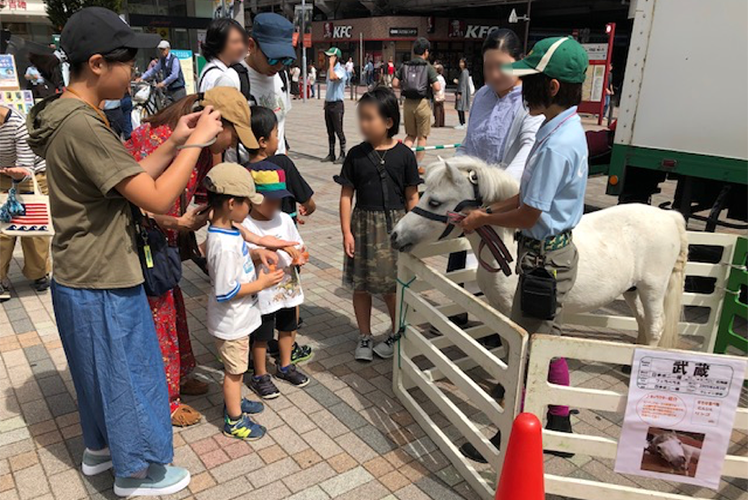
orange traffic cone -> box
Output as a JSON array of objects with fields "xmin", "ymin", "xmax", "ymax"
[{"xmin": 495, "ymin": 413, "xmax": 545, "ymax": 500}]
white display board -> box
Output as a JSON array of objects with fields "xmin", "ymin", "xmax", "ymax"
[{"xmin": 616, "ymin": 0, "xmax": 748, "ymax": 161}]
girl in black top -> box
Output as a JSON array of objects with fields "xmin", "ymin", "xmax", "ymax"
[{"xmin": 334, "ymin": 87, "xmax": 419, "ymax": 361}]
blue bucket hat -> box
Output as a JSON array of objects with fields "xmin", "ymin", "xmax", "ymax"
[{"xmin": 251, "ymin": 13, "xmax": 297, "ymax": 62}]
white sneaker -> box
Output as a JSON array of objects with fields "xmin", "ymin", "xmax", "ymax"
[
  {"xmin": 454, "ymin": 124, "xmax": 466, "ymax": 130},
  {"xmin": 354, "ymin": 335, "xmax": 374, "ymax": 362},
  {"xmin": 373, "ymin": 334, "xmax": 397, "ymax": 359}
]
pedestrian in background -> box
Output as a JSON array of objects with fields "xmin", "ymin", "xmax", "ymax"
[
  {"xmin": 0, "ymin": 104, "xmax": 50, "ymax": 301},
  {"xmin": 290, "ymin": 65, "xmax": 301, "ymax": 99},
  {"xmin": 433, "ymin": 64, "xmax": 446, "ymax": 127},
  {"xmin": 345, "ymin": 57, "xmax": 355, "ymax": 86},
  {"xmin": 137, "ymin": 40, "xmax": 187, "ymax": 104},
  {"xmin": 454, "ymin": 57, "xmax": 471, "ymax": 129},
  {"xmin": 322, "ymin": 47, "xmax": 348, "ymax": 164},
  {"xmin": 308, "ymin": 64, "xmax": 317, "ymax": 97},
  {"xmin": 393, "ymin": 37, "xmax": 441, "ymax": 165},
  {"xmin": 386, "ymin": 57, "xmax": 395, "ymax": 87},
  {"xmin": 364, "ymin": 58, "xmax": 373, "ymax": 87}
]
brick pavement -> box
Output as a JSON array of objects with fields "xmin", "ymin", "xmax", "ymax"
[{"xmin": 0, "ymin": 96, "xmax": 745, "ymax": 500}]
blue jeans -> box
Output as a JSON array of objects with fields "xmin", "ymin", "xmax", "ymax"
[{"xmin": 51, "ymin": 281, "xmax": 173, "ymax": 477}]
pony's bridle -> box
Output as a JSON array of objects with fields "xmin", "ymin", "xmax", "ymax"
[{"xmin": 410, "ymin": 170, "xmax": 514, "ymax": 276}]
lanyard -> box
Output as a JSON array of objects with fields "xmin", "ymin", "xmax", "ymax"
[
  {"xmin": 64, "ymin": 87, "xmax": 111, "ymax": 129},
  {"xmin": 527, "ymin": 111, "xmax": 578, "ymax": 159}
]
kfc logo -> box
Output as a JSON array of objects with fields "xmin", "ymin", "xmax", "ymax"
[
  {"xmin": 464, "ymin": 25, "xmax": 500, "ymax": 39},
  {"xmin": 448, "ymin": 20, "xmax": 465, "ymax": 38},
  {"xmin": 323, "ymin": 23, "xmax": 353, "ymax": 39}
]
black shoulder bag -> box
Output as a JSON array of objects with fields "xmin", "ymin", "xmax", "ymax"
[{"xmin": 131, "ymin": 205, "xmax": 183, "ymax": 297}]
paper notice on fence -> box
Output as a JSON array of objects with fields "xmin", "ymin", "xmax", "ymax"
[{"xmin": 614, "ymin": 348, "xmax": 746, "ymax": 489}]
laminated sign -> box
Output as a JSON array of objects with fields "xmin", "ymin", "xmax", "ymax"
[{"xmin": 614, "ymin": 348, "xmax": 746, "ymax": 488}]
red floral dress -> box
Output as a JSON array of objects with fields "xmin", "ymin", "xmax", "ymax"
[{"xmin": 125, "ymin": 122, "xmax": 213, "ymax": 413}]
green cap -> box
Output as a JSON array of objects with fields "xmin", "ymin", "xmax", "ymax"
[
  {"xmin": 503, "ymin": 36, "xmax": 588, "ymax": 84},
  {"xmin": 324, "ymin": 47, "xmax": 342, "ymax": 58}
]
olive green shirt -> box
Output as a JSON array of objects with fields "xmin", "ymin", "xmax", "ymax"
[{"xmin": 27, "ymin": 96, "xmax": 144, "ymax": 289}]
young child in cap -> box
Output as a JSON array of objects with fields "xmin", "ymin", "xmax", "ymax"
[
  {"xmin": 204, "ymin": 162, "xmax": 284, "ymax": 440},
  {"xmin": 242, "ymin": 166, "xmax": 310, "ymax": 399},
  {"xmin": 458, "ymin": 36, "xmax": 589, "ymax": 462},
  {"xmin": 246, "ymin": 105, "xmax": 316, "ymax": 365}
]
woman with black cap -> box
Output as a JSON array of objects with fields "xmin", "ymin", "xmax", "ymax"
[{"xmin": 26, "ymin": 7, "xmax": 222, "ymax": 497}]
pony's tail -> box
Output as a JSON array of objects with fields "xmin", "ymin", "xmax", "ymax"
[{"xmin": 659, "ymin": 212, "xmax": 688, "ymax": 349}]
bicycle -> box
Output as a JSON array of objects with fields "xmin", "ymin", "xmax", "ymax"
[{"xmin": 131, "ymin": 81, "xmax": 169, "ymax": 122}]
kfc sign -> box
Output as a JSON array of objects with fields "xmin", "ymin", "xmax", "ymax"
[
  {"xmin": 323, "ymin": 22, "xmax": 352, "ymax": 39},
  {"xmin": 449, "ymin": 20, "xmax": 500, "ymax": 39}
]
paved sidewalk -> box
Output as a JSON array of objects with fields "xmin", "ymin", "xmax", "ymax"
[{"xmin": 0, "ymin": 98, "xmax": 745, "ymax": 500}]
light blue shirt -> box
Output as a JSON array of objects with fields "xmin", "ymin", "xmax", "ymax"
[
  {"xmin": 141, "ymin": 53, "xmax": 182, "ymax": 86},
  {"xmin": 456, "ymin": 85, "xmax": 523, "ymax": 165},
  {"xmin": 520, "ymin": 106, "xmax": 588, "ymax": 240},
  {"xmin": 325, "ymin": 63, "xmax": 347, "ymax": 102}
]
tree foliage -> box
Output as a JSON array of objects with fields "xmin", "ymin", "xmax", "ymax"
[{"xmin": 44, "ymin": 0, "xmax": 122, "ymax": 31}]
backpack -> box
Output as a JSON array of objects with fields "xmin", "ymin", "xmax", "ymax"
[
  {"xmin": 230, "ymin": 63, "xmax": 252, "ymax": 103},
  {"xmin": 400, "ymin": 61, "xmax": 429, "ymax": 99}
]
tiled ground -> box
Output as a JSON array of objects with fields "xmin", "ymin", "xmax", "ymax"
[{"xmin": 1, "ymin": 93, "xmax": 745, "ymax": 500}]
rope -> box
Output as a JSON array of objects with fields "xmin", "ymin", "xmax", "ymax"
[
  {"xmin": 410, "ymin": 143, "xmax": 461, "ymax": 152},
  {"xmin": 396, "ymin": 276, "xmax": 416, "ymax": 369}
]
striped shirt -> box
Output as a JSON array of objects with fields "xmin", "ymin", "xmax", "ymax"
[{"xmin": 0, "ymin": 108, "xmax": 46, "ymax": 175}]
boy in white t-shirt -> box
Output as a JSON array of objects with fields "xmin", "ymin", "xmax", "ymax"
[
  {"xmin": 243, "ymin": 165, "xmax": 310, "ymax": 399},
  {"xmin": 204, "ymin": 163, "xmax": 284, "ymax": 440}
]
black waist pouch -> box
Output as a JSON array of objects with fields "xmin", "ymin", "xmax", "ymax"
[{"xmin": 520, "ymin": 267, "xmax": 557, "ymax": 320}]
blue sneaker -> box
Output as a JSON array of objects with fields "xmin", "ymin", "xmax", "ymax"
[
  {"xmin": 113, "ymin": 464, "xmax": 190, "ymax": 497},
  {"xmin": 223, "ymin": 398, "xmax": 264, "ymax": 418},
  {"xmin": 223, "ymin": 414, "xmax": 267, "ymax": 441},
  {"xmin": 81, "ymin": 448, "xmax": 113, "ymax": 476}
]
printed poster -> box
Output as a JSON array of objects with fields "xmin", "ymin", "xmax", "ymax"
[
  {"xmin": 614, "ymin": 348, "xmax": 746, "ymax": 489},
  {"xmin": 171, "ymin": 50, "xmax": 195, "ymax": 95},
  {"xmin": 0, "ymin": 55, "xmax": 20, "ymax": 90},
  {"xmin": 0, "ymin": 90, "xmax": 34, "ymax": 115}
]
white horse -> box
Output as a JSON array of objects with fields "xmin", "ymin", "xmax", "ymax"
[
  {"xmin": 390, "ymin": 156, "xmax": 688, "ymax": 348},
  {"xmin": 647, "ymin": 431, "xmax": 702, "ymax": 471}
]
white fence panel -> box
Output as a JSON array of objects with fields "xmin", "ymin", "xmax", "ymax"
[
  {"xmin": 524, "ymin": 335, "xmax": 748, "ymax": 500},
  {"xmin": 392, "ymin": 240, "xmax": 528, "ymax": 500}
]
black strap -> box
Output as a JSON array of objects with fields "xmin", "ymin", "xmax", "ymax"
[
  {"xmin": 366, "ymin": 147, "xmax": 394, "ymax": 233},
  {"xmin": 197, "ymin": 65, "xmax": 221, "ymax": 90}
]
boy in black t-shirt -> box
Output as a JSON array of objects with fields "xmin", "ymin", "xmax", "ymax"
[{"xmin": 244, "ymin": 105, "xmax": 316, "ymax": 364}]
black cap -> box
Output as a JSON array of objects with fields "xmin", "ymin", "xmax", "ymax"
[{"xmin": 61, "ymin": 7, "xmax": 160, "ymax": 65}]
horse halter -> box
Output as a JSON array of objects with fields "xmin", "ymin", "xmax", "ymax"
[
  {"xmin": 410, "ymin": 170, "xmax": 483, "ymax": 241},
  {"xmin": 410, "ymin": 169, "xmax": 514, "ymax": 276}
]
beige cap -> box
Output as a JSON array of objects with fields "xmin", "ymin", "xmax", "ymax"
[
  {"xmin": 203, "ymin": 162, "xmax": 264, "ymax": 204},
  {"xmin": 200, "ymin": 87, "xmax": 260, "ymax": 149}
]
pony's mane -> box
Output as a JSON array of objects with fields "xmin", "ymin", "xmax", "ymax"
[{"xmin": 424, "ymin": 156, "xmax": 520, "ymax": 204}]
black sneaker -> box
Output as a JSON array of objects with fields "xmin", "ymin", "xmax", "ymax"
[
  {"xmin": 275, "ymin": 364, "xmax": 310, "ymax": 388},
  {"xmin": 459, "ymin": 431, "xmax": 501, "ymax": 464},
  {"xmin": 290, "ymin": 343, "xmax": 313, "ymax": 364},
  {"xmin": 33, "ymin": 275, "xmax": 50, "ymax": 292},
  {"xmin": 321, "ymin": 153, "xmax": 335, "ymax": 162},
  {"xmin": 0, "ymin": 279, "xmax": 10, "ymax": 301},
  {"xmin": 545, "ymin": 412, "xmax": 574, "ymax": 458},
  {"xmin": 248, "ymin": 374, "xmax": 280, "ymax": 399}
]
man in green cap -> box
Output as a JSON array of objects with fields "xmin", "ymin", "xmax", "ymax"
[
  {"xmin": 323, "ymin": 47, "xmax": 348, "ymax": 164},
  {"xmin": 457, "ymin": 36, "xmax": 589, "ymax": 463}
]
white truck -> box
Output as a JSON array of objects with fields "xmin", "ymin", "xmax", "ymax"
[{"xmin": 604, "ymin": 0, "xmax": 748, "ymax": 231}]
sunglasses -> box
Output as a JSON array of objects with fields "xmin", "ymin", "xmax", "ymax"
[{"xmin": 267, "ymin": 57, "xmax": 294, "ymax": 67}]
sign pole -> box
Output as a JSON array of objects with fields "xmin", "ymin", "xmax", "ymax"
[
  {"xmin": 598, "ymin": 22, "xmax": 615, "ymax": 125},
  {"xmin": 359, "ymin": 32, "xmax": 363, "ymax": 91},
  {"xmin": 523, "ymin": 0, "xmax": 532, "ymax": 53},
  {"xmin": 301, "ymin": 0, "xmax": 307, "ymax": 102}
]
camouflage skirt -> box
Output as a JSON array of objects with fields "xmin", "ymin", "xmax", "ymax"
[{"xmin": 343, "ymin": 207, "xmax": 405, "ymax": 295}]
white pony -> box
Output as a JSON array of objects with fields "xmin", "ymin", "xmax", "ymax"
[
  {"xmin": 647, "ymin": 431, "xmax": 701, "ymax": 471},
  {"xmin": 391, "ymin": 156, "xmax": 688, "ymax": 347}
]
